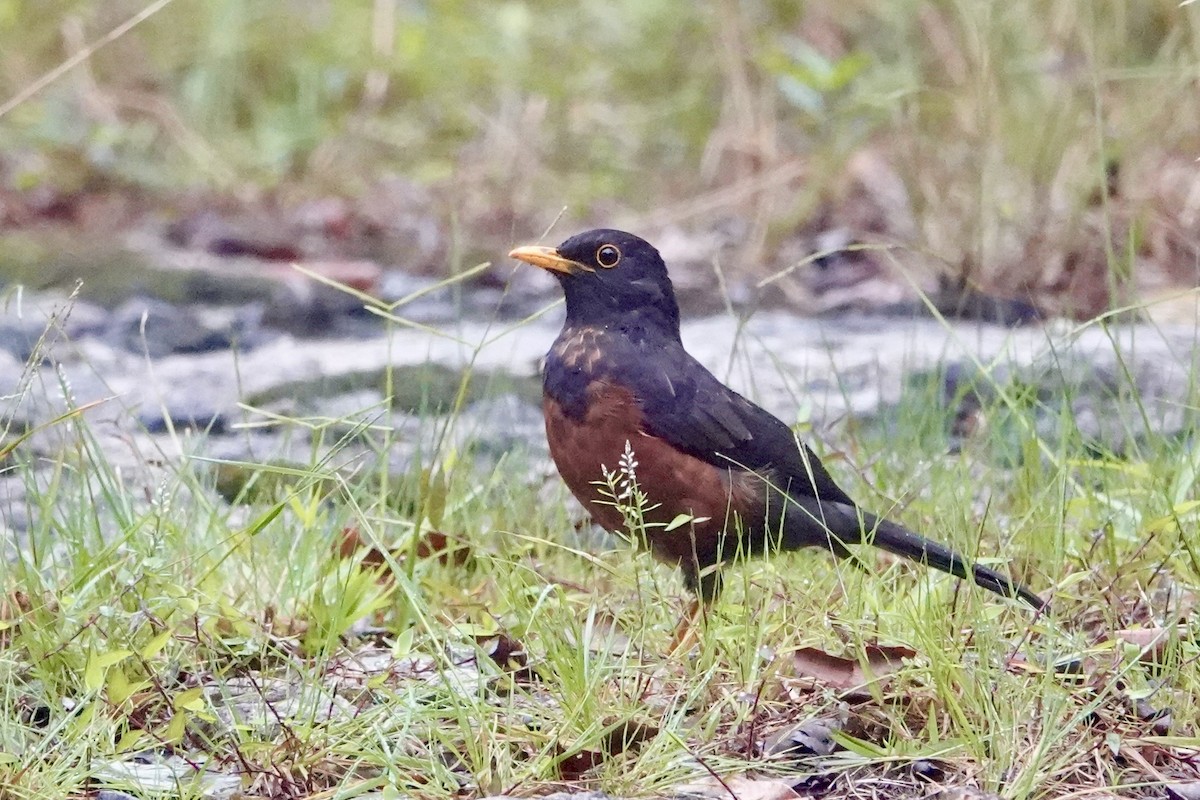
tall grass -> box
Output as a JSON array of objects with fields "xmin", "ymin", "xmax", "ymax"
[
  {"xmin": 1, "ymin": 1, "xmax": 1196, "ymax": 299},
  {"xmin": 3, "ymin": 282, "xmax": 1199, "ymax": 796}
]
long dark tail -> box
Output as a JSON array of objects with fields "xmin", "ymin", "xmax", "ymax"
[
  {"xmin": 781, "ymin": 500, "xmax": 1045, "ymax": 610},
  {"xmin": 866, "ymin": 515, "xmax": 1045, "ymax": 610}
]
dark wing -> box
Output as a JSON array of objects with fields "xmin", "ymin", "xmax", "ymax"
[{"xmin": 635, "ymin": 348, "xmax": 857, "ymax": 508}]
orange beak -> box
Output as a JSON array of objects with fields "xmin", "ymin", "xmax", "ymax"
[{"xmin": 508, "ymin": 245, "xmax": 590, "ymax": 275}]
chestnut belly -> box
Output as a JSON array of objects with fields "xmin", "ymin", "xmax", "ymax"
[{"xmin": 542, "ymin": 383, "xmax": 768, "ymax": 570}]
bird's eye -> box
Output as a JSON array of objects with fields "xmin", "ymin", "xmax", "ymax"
[{"xmin": 595, "ymin": 244, "xmax": 621, "ymax": 268}]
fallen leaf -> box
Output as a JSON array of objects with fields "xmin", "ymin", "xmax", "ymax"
[
  {"xmin": 415, "ymin": 530, "xmax": 471, "ymax": 565},
  {"xmin": 261, "ymin": 606, "xmax": 308, "ymax": 637},
  {"xmin": 335, "ymin": 527, "xmax": 384, "ymax": 564},
  {"xmin": 554, "ymin": 716, "xmax": 659, "ymax": 780},
  {"xmin": 474, "ymin": 633, "xmax": 536, "ymax": 682},
  {"xmin": 601, "ymin": 717, "xmax": 659, "ymax": 755},
  {"xmin": 790, "ymin": 644, "xmax": 916, "ymax": 690},
  {"xmin": 557, "ymin": 747, "xmax": 604, "ymax": 780},
  {"xmin": 1113, "ymin": 627, "xmax": 1186, "ymax": 663},
  {"xmin": 675, "ymin": 775, "xmax": 801, "ymax": 800},
  {"xmin": 334, "ymin": 527, "xmax": 472, "ymax": 575}
]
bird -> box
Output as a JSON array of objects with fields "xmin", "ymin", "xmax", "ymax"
[{"xmin": 508, "ymin": 229, "xmax": 1045, "ymax": 634}]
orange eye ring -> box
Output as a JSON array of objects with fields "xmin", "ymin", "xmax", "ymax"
[{"xmin": 596, "ymin": 244, "xmax": 621, "ymax": 268}]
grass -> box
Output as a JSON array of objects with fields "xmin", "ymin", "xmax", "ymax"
[
  {"xmin": 2, "ymin": 286, "xmax": 1199, "ymax": 798},
  {"xmin": 1, "ymin": 2, "xmax": 1199, "ymax": 794},
  {"xmin": 1, "ymin": 1, "xmax": 1198, "ymax": 306}
]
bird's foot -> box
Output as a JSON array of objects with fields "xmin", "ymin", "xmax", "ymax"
[{"xmin": 667, "ymin": 598, "xmax": 704, "ymax": 655}]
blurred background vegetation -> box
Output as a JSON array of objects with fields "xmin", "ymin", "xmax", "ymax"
[{"xmin": 0, "ymin": 0, "xmax": 1197, "ymax": 314}]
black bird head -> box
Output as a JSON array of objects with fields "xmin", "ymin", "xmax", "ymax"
[{"xmin": 510, "ymin": 229, "xmax": 681, "ymax": 338}]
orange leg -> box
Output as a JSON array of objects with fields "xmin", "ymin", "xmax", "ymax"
[{"xmin": 667, "ymin": 597, "xmax": 704, "ymax": 655}]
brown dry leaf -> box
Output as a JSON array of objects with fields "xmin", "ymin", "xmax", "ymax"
[
  {"xmin": 262, "ymin": 606, "xmax": 308, "ymax": 637},
  {"xmin": 1119, "ymin": 743, "xmax": 1172, "ymax": 785},
  {"xmin": 675, "ymin": 775, "xmax": 801, "ymax": 800},
  {"xmin": 1113, "ymin": 627, "xmax": 1186, "ymax": 663},
  {"xmin": 474, "ymin": 633, "xmax": 536, "ymax": 682},
  {"xmin": 0, "ymin": 590, "xmax": 45, "ymax": 624},
  {"xmin": 790, "ymin": 644, "xmax": 916, "ymax": 690},
  {"xmin": 601, "ymin": 717, "xmax": 659, "ymax": 755},
  {"xmin": 120, "ymin": 689, "xmax": 165, "ymax": 734},
  {"xmin": 557, "ymin": 747, "xmax": 604, "ymax": 780},
  {"xmin": 0, "ymin": 592, "xmax": 26, "ymax": 629},
  {"xmin": 334, "ymin": 526, "xmax": 385, "ymax": 565},
  {"xmin": 415, "ymin": 530, "xmax": 471, "ymax": 565},
  {"xmin": 333, "ymin": 527, "xmax": 472, "ymax": 575},
  {"xmin": 554, "ymin": 717, "xmax": 660, "ymax": 780}
]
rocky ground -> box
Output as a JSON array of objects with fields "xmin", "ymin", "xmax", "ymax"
[
  {"xmin": 3, "ymin": 225, "xmax": 1200, "ymax": 800},
  {"xmin": 2, "ymin": 204, "xmax": 1199, "ymax": 542},
  {"xmin": 3, "ymin": 238, "xmax": 1198, "ymax": 544}
]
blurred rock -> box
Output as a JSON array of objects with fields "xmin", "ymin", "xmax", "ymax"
[
  {"xmin": 166, "ymin": 209, "xmax": 301, "ymax": 261},
  {"xmin": 760, "ymin": 717, "xmax": 842, "ymax": 759},
  {"xmin": 376, "ymin": 271, "xmax": 457, "ymax": 321},
  {"xmin": 96, "ymin": 791, "xmax": 139, "ymax": 800},
  {"xmin": 0, "ymin": 473, "xmax": 31, "ymax": 550},
  {"xmin": 1167, "ymin": 783, "xmax": 1200, "ymax": 800},
  {"xmin": 0, "ymin": 292, "xmax": 109, "ymax": 360},
  {"xmin": 925, "ymin": 277, "xmax": 1042, "ymax": 326},
  {"xmin": 262, "ymin": 273, "xmax": 379, "ymax": 338},
  {"xmin": 352, "ymin": 177, "xmax": 445, "ymax": 271},
  {"xmin": 137, "ymin": 395, "xmax": 229, "ymax": 435},
  {"xmin": 93, "ymin": 753, "xmax": 240, "ymax": 800},
  {"xmin": 1139, "ymin": 287, "xmax": 1200, "ymax": 329},
  {"xmin": 0, "ymin": 349, "xmax": 23, "ymax": 396},
  {"xmin": 105, "ymin": 296, "xmax": 266, "ymax": 356},
  {"xmin": 453, "ymin": 393, "xmax": 548, "ymax": 462},
  {"xmin": 0, "ymin": 314, "xmax": 45, "ymax": 361},
  {"xmin": 3, "ymin": 283, "xmax": 1199, "ymax": 526}
]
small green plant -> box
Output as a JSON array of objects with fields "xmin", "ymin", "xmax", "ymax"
[{"xmin": 595, "ymin": 440, "xmax": 712, "ymax": 553}]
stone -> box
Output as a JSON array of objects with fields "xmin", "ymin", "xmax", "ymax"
[{"xmin": 105, "ymin": 296, "xmax": 260, "ymax": 356}]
